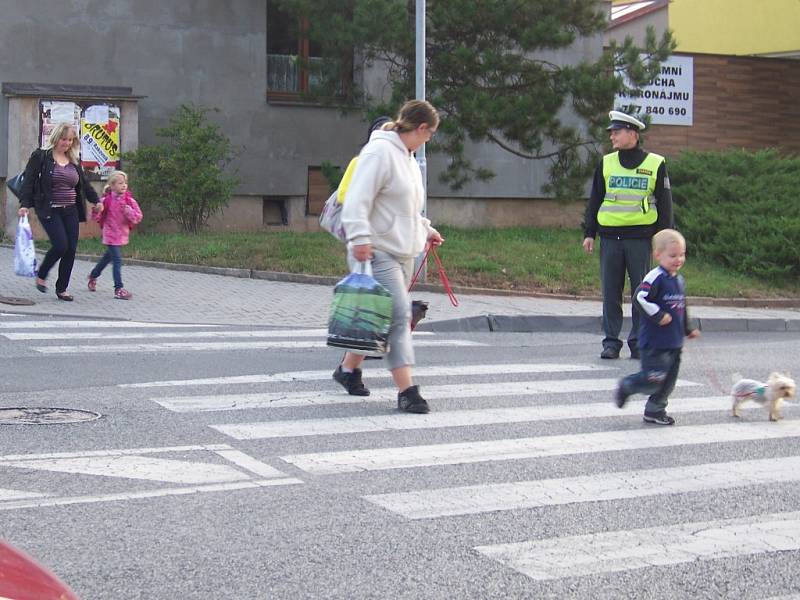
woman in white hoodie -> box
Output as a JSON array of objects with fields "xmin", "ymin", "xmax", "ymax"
[{"xmin": 334, "ymin": 100, "xmax": 444, "ymax": 414}]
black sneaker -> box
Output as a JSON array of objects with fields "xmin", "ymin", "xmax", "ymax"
[
  {"xmin": 615, "ymin": 382, "xmax": 629, "ymax": 408},
  {"xmin": 643, "ymin": 411, "xmax": 675, "ymax": 425},
  {"xmin": 629, "ymin": 347, "xmax": 640, "ymax": 360},
  {"xmin": 397, "ymin": 385, "xmax": 430, "ymax": 414},
  {"xmin": 333, "ymin": 366, "xmax": 370, "ymax": 396}
]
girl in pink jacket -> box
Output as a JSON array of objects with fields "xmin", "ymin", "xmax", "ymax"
[{"xmin": 87, "ymin": 171, "xmax": 143, "ymax": 300}]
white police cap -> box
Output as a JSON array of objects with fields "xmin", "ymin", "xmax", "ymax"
[{"xmin": 606, "ymin": 110, "xmax": 646, "ymax": 131}]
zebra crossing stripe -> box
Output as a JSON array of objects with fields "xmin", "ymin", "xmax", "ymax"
[
  {"xmin": 0, "ymin": 488, "xmax": 48, "ymax": 501},
  {"xmin": 211, "ymin": 395, "xmax": 729, "ymax": 440},
  {"xmin": 33, "ymin": 339, "xmax": 484, "ymax": 353},
  {"xmin": 280, "ymin": 420, "xmax": 800, "ymax": 475},
  {"xmin": 0, "ymin": 320, "xmax": 216, "ymax": 329},
  {"xmin": 2, "ymin": 328, "xmax": 436, "ymax": 340},
  {"xmin": 474, "ymin": 510, "xmax": 800, "ymax": 581},
  {"xmin": 0, "ymin": 479, "xmax": 303, "ymax": 512},
  {"xmin": 153, "ymin": 378, "xmax": 699, "ymax": 413},
  {"xmin": 122, "ymin": 363, "xmax": 614, "ymax": 389},
  {"xmin": 364, "ymin": 455, "xmax": 800, "ymax": 519}
]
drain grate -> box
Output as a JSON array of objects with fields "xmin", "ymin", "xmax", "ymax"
[{"xmin": 0, "ymin": 407, "xmax": 101, "ymax": 425}]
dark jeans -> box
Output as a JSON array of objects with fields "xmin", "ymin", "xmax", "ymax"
[
  {"xmin": 599, "ymin": 236, "xmax": 651, "ymax": 352},
  {"xmin": 619, "ymin": 347, "xmax": 682, "ymax": 414},
  {"xmin": 90, "ymin": 244, "xmax": 124, "ymax": 289},
  {"xmin": 37, "ymin": 206, "xmax": 79, "ymax": 294}
]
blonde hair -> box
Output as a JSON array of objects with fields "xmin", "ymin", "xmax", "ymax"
[
  {"xmin": 103, "ymin": 170, "xmax": 128, "ymax": 195},
  {"xmin": 43, "ymin": 122, "xmax": 80, "ymax": 164},
  {"xmin": 382, "ymin": 100, "xmax": 439, "ymax": 134},
  {"xmin": 652, "ymin": 228, "xmax": 686, "ymax": 253}
]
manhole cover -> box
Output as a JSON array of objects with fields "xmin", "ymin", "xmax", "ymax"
[
  {"xmin": 0, "ymin": 408, "xmax": 101, "ymax": 425},
  {"xmin": 0, "ymin": 295, "xmax": 35, "ymax": 306}
]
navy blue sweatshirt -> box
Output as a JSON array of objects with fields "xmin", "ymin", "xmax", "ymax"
[{"xmin": 635, "ymin": 265, "xmax": 692, "ymax": 349}]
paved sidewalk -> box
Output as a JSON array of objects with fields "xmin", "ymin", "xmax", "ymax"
[{"xmin": 1, "ymin": 247, "xmax": 798, "ymax": 331}]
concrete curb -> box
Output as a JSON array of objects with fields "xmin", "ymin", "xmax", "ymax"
[
  {"xmin": 84, "ymin": 252, "xmax": 800, "ymax": 308},
  {"xmin": 6, "ymin": 244, "xmax": 798, "ymax": 307},
  {"xmin": 416, "ymin": 314, "xmax": 800, "ymax": 334}
]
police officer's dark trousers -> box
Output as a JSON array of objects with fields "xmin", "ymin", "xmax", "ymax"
[{"xmin": 599, "ymin": 236, "xmax": 651, "ymax": 353}]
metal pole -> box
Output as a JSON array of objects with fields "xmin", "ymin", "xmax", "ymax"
[{"xmin": 414, "ymin": 0, "xmax": 427, "ymax": 280}]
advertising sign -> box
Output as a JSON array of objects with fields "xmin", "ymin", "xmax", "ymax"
[
  {"xmin": 614, "ymin": 55, "xmax": 694, "ymax": 126},
  {"xmin": 39, "ymin": 101, "xmax": 121, "ymax": 180},
  {"xmin": 80, "ymin": 104, "xmax": 121, "ymax": 179}
]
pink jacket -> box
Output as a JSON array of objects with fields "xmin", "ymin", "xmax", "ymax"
[{"xmin": 93, "ymin": 190, "xmax": 143, "ymax": 246}]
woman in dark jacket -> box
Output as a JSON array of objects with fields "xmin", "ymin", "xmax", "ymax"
[{"xmin": 18, "ymin": 122, "xmax": 100, "ymax": 301}]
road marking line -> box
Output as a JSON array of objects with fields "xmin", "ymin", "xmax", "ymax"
[
  {"xmin": 2, "ymin": 328, "xmax": 435, "ymax": 340},
  {"xmin": 211, "ymin": 448, "xmax": 286, "ymax": 479},
  {"xmin": 0, "ymin": 320, "xmax": 217, "ymax": 329},
  {"xmin": 364, "ymin": 455, "xmax": 800, "ymax": 519},
  {"xmin": 281, "ymin": 420, "xmax": 800, "ymax": 474},
  {"xmin": 3, "ymin": 455, "xmax": 253, "ymax": 484},
  {"xmin": 0, "ymin": 488, "xmax": 48, "ymax": 501},
  {"xmin": 0, "ymin": 443, "xmax": 286, "ymax": 481},
  {"xmin": 0, "ymin": 444, "xmax": 231, "ymax": 462},
  {"xmin": 0, "ymin": 478, "xmax": 303, "ymax": 512},
  {"xmin": 474, "ymin": 510, "xmax": 800, "ymax": 581},
  {"xmin": 122, "ymin": 363, "xmax": 614, "ymax": 389},
  {"xmin": 210, "ymin": 395, "xmax": 728, "ymax": 439},
  {"xmin": 33, "ymin": 339, "xmax": 484, "ymax": 353},
  {"xmin": 154, "ymin": 378, "xmax": 698, "ymax": 413}
]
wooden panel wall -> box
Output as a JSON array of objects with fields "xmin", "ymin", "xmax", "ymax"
[{"xmin": 642, "ymin": 53, "xmax": 800, "ymax": 158}]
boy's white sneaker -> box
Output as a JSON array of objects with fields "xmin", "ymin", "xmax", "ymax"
[{"xmin": 643, "ymin": 411, "xmax": 675, "ymax": 425}]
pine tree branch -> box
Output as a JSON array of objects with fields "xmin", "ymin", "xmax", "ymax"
[{"xmin": 485, "ymin": 132, "xmax": 597, "ymax": 160}]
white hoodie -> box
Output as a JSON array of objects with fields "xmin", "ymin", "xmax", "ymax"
[{"xmin": 341, "ymin": 130, "xmax": 437, "ymax": 259}]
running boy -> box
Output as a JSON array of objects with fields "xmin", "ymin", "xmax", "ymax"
[{"xmin": 615, "ymin": 229, "xmax": 700, "ymax": 425}]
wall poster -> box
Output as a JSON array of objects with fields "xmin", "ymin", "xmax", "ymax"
[{"xmin": 39, "ymin": 100, "xmax": 121, "ymax": 180}]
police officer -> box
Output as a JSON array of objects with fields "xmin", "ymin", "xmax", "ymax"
[{"xmin": 582, "ymin": 110, "xmax": 674, "ymax": 359}]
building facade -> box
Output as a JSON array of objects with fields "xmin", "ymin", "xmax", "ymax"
[
  {"xmin": 1, "ymin": 1, "xmax": 611, "ymax": 237},
  {"xmin": 609, "ymin": 0, "xmax": 800, "ymax": 58},
  {"xmin": 607, "ymin": 0, "xmax": 800, "ymax": 159}
]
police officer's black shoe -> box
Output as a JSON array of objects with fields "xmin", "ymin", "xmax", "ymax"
[{"xmin": 600, "ymin": 347, "xmax": 620, "ymax": 359}]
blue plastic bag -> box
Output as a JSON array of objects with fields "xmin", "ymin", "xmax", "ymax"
[
  {"xmin": 14, "ymin": 215, "xmax": 37, "ymax": 277},
  {"xmin": 327, "ymin": 263, "xmax": 393, "ymax": 354}
]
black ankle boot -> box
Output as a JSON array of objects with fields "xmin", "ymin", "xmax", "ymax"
[
  {"xmin": 397, "ymin": 385, "xmax": 430, "ymax": 414},
  {"xmin": 333, "ymin": 366, "xmax": 370, "ymax": 396}
]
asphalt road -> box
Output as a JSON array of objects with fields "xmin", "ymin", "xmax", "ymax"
[{"xmin": 1, "ymin": 314, "xmax": 799, "ymax": 599}]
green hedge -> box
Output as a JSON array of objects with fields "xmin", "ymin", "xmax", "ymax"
[{"xmin": 669, "ymin": 148, "xmax": 800, "ymax": 281}]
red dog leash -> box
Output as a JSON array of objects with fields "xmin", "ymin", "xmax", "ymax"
[{"xmin": 409, "ymin": 243, "xmax": 459, "ymax": 306}]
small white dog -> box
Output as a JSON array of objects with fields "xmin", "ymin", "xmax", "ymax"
[{"xmin": 731, "ymin": 372, "xmax": 796, "ymax": 421}]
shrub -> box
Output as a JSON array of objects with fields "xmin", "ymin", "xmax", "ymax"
[
  {"xmin": 123, "ymin": 104, "xmax": 239, "ymax": 234},
  {"xmin": 670, "ymin": 148, "xmax": 800, "ymax": 281},
  {"xmin": 321, "ymin": 160, "xmax": 344, "ymax": 193}
]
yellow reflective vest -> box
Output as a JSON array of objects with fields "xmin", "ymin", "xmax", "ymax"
[{"xmin": 598, "ymin": 151, "xmax": 664, "ymax": 227}]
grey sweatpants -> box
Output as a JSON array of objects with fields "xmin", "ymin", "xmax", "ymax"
[
  {"xmin": 357, "ymin": 249, "xmax": 414, "ymax": 370},
  {"xmin": 599, "ymin": 236, "xmax": 651, "ymax": 351}
]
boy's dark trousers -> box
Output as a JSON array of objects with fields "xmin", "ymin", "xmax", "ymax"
[{"xmin": 619, "ymin": 347, "xmax": 682, "ymax": 414}]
